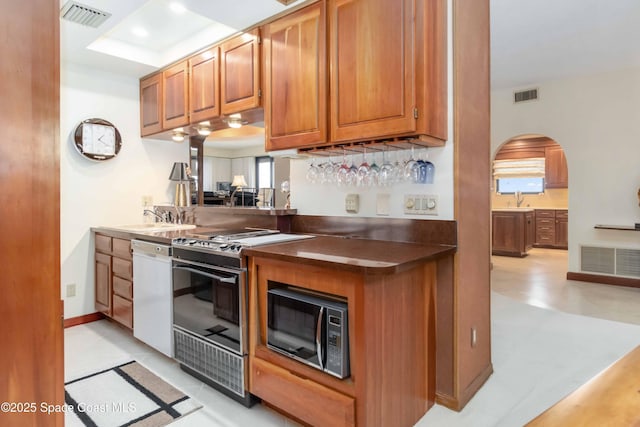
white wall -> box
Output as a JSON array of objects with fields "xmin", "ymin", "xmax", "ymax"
[
  {"xmin": 289, "ymin": 144, "xmax": 455, "ymax": 219},
  {"xmin": 492, "ymin": 67, "xmax": 640, "ymax": 273},
  {"xmin": 61, "ymin": 63, "xmax": 189, "ymax": 319}
]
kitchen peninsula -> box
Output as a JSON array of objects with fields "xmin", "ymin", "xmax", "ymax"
[{"xmin": 246, "ymin": 236, "xmax": 455, "ymax": 427}]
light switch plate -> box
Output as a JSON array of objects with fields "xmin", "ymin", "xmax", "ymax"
[
  {"xmin": 345, "ymin": 194, "xmax": 359, "ymax": 213},
  {"xmin": 404, "ymin": 194, "xmax": 438, "ymax": 215},
  {"xmin": 376, "ymin": 193, "xmax": 390, "ymax": 216}
]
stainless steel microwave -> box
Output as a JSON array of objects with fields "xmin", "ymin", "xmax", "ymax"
[{"xmin": 267, "ymin": 283, "xmax": 350, "ymax": 379}]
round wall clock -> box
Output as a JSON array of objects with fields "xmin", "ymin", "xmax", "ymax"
[{"xmin": 73, "ymin": 118, "xmax": 122, "ymax": 161}]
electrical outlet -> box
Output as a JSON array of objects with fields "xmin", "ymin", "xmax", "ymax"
[
  {"xmin": 66, "ymin": 283, "xmax": 76, "ymax": 298},
  {"xmin": 345, "ymin": 194, "xmax": 359, "ymax": 213}
]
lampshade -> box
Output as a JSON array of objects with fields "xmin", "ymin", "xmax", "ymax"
[
  {"xmin": 169, "ymin": 162, "xmax": 190, "ymax": 181},
  {"xmin": 231, "ymin": 175, "xmax": 248, "ymax": 187}
]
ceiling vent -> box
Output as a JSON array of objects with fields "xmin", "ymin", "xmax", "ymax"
[
  {"xmin": 60, "ymin": 1, "xmax": 111, "ymax": 28},
  {"xmin": 513, "ymin": 88, "xmax": 539, "ymax": 103}
]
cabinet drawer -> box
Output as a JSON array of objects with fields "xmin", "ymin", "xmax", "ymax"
[
  {"xmin": 112, "ymin": 294, "xmax": 133, "ymax": 329},
  {"xmin": 251, "ymin": 358, "xmax": 355, "ymax": 427},
  {"xmin": 555, "ymin": 210, "xmax": 568, "ymax": 220},
  {"xmin": 535, "ymin": 210, "xmax": 555, "ymax": 218},
  {"xmin": 112, "ymin": 257, "xmax": 132, "ymax": 280},
  {"xmin": 536, "ymin": 218, "xmax": 555, "ymax": 227},
  {"xmin": 112, "ymin": 238, "xmax": 132, "ymax": 259},
  {"xmin": 536, "ymin": 233, "xmax": 555, "ymax": 244},
  {"xmin": 113, "ymin": 276, "xmax": 132, "ymax": 299},
  {"xmin": 95, "ymin": 234, "xmax": 112, "ymax": 253}
]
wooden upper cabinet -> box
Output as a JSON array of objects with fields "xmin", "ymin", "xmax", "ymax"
[
  {"xmin": 221, "ymin": 29, "xmax": 261, "ymax": 115},
  {"xmin": 545, "ymin": 146, "xmax": 568, "ymax": 188},
  {"xmin": 264, "ymin": 2, "xmax": 327, "ymax": 151},
  {"xmin": 189, "ymin": 47, "xmax": 220, "ymax": 123},
  {"xmin": 162, "ymin": 60, "xmax": 189, "ymax": 129},
  {"xmin": 329, "ymin": 0, "xmax": 416, "ymax": 143},
  {"xmin": 140, "ymin": 73, "xmax": 163, "ymax": 136}
]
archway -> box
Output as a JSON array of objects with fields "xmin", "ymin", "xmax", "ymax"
[{"xmin": 490, "ymin": 134, "xmax": 571, "ymax": 307}]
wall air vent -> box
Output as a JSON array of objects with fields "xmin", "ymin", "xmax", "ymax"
[
  {"xmin": 581, "ymin": 245, "xmax": 640, "ymax": 278},
  {"xmin": 60, "ymin": 1, "xmax": 111, "ymax": 28},
  {"xmin": 513, "ymin": 88, "xmax": 539, "ymax": 103}
]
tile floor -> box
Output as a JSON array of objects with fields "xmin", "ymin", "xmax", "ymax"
[{"xmin": 65, "ymin": 248, "xmax": 640, "ymax": 426}]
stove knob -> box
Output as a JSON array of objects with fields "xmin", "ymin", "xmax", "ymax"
[
  {"xmin": 188, "ymin": 239, "xmax": 197, "ymax": 245},
  {"xmin": 220, "ymin": 244, "xmax": 229, "ymax": 250},
  {"xmin": 235, "ymin": 245, "xmax": 242, "ymax": 252}
]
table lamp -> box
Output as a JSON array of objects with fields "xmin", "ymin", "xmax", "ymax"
[
  {"xmin": 169, "ymin": 162, "xmax": 190, "ymax": 207},
  {"xmin": 231, "ymin": 175, "xmax": 248, "ymax": 206}
]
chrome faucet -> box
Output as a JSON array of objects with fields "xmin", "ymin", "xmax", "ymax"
[
  {"xmin": 143, "ymin": 209, "xmax": 165, "ymax": 222},
  {"xmin": 515, "ymin": 191, "xmax": 525, "ymax": 208}
]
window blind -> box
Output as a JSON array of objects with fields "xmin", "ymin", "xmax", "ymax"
[{"xmin": 493, "ymin": 158, "xmax": 545, "ymax": 179}]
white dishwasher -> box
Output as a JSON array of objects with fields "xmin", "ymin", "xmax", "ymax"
[{"xmin": 132, "ymin": 239, "xmax": 173, "ymax": 357}]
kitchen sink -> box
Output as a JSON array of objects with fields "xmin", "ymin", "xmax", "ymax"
[{"xmin": 103, "ymin": 223, "xmax": 196, "ymax": 232}]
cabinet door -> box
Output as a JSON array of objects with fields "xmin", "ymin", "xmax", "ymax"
[
  {"xmin": 220, "ymin": 29, "xmax": 260, "ymax": 115},
  {"xmin": 140, "ymin": 73, "xmax": 163, "ymax": 136},
  {"xmin": 112, "ymin": 294, "xmax": 133, "ymax": 329},
  {"xmin": 555, "ymin": 210, "xmax": 569, "ymax": 248},
  {"xmin": 492, "ymin": 212, "xmax": 521, "ymax": 254},
  {"xmin": 189, "ymin": 47, "xmax": 220, "ymax": 123},
  {"xmin": 163, "ymin": 61, "xmax": 190, "ymax": 130},
  {"xmin": 329, "ymin": 0, "xmax": 416, "ymax": 142},
  {"xmin": 545, "ymin": 146, "xmax": 568, "ymax": 188},
  {"xmin": 525, "ymin": 212, "xmax": 535, "ymax": 250},
  {"xmin": 263, "ymin": 2, "xmax": 327, "ymax": 151},
  {"xmin": 95, "ymin": 252, "xmax": 112, "ymax": 315}
]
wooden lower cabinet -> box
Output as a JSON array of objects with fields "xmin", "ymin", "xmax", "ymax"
[
  {"xmin": 252, "ymin": 358, "xmax": 355, "ymax": 426},
  {"xmin": 94, "ymin": 233, "xmax": 134, "ymax": 329},
  {"xmin": 534, "ymin": 209, "xmax": 568, "ymax": 249},
  {"xmin": 492, "ymin": 210, "xmax": 535, "ymax": 257},
  {"xmin": 248, "ymin": 257, "xmax": 436, "ymax": 427}
]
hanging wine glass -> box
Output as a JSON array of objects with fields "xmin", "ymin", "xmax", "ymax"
[
  {"xmin": 347, "ymin": 155, "xmax": 358, "ymax": 186},
  {"xmin": 379, "ymin": 147, "xmax": 394, "ymax": 187},
  {"xmin": 357, "ymin": 146, "xmax": 371, "ymax": 186},
  {"xmin": 337, "ymin": 149, "xmax": 351, "ymax": 186},
  {"xmin": 306, "ymin": 158, "xmax": 320, "ymax": 183},
  {"xmin": 404, "ymin": 144, "xmax": 419, "ymax": 183},
  {"xmin": 369, "ymin": 151, "xmax": 380, "ymax": 187}
]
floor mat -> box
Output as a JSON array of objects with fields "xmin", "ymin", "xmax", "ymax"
[{"xmin": 64, "ymin": 361, "xmax": 201, "ymax": 427}]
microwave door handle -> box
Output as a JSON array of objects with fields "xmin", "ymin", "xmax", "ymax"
[
  {"xmin": 173, "ymin": 265, "xmax": 236, "ymax": 284},
  {"xmin": 316, "ymin": 306, "xmax": 324, "ymax": 371}
]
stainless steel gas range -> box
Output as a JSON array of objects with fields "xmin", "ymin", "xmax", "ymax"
[{"xmin": 171, "ymin": 228, "xmax": 312, "ymax": 406}]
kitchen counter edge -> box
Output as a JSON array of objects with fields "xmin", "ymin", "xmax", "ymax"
[{"xmin": 244, "ymin": 235, "xmax": 456, "ymax": 275}]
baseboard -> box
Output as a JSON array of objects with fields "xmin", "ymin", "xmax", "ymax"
[
  {"xmin": 567, "ymin": 272, "xmax": 640, "ymax": 289},
  {"xmin": 63, "ymin": 312, "xmax": 104, "ymax": 328},
  {"xmin": 435, "ymin": 363, "xmax": 494, "ymax": 411}
]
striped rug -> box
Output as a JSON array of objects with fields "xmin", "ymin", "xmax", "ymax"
[{"xmin": 64, "ymin": 361, "xmax": 201, "ymax": 427}]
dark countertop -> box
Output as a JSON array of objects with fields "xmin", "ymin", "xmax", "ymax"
[{"xmin": 243, "ymin": 235, "xmax": 456, "ymax": 275}]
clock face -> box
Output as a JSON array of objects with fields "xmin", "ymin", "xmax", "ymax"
[
  {"xmin": 74, "ymin": 119, "xmax": 122, "ymax": 161},
  {"xmin": 82, "ymin": 123, "xmax": 115, "ymax": 155}
]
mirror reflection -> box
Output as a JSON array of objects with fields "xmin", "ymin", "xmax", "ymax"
[{"xmin": 189, "ymin": 126, "xmax": 290, "ymax": 208}]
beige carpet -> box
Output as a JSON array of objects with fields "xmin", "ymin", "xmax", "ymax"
[{"xmin": 65, "ymin": 361, "xmax": 201, "ymax": 427}]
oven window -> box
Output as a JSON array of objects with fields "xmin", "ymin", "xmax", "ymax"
[{"xmin": 173, "ymin": 264, "xmax": 241, "ymax": 353}]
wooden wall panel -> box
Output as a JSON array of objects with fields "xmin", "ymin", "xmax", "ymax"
[
  {"xmin": 0, "ymin": 0, "xmax": 63, "ymax": 425},
  {"xmin": 450, "ymin": 0, "xmax": 493, "ymax": 410}
]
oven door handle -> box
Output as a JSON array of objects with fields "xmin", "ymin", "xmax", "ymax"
[
  {"xmin": 173, "ymin": 265, "xmax": 237, "ymax": 284},
  {"xmin": 316, "ymin": 306, "xmax": 324, "ymax": 371}
]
